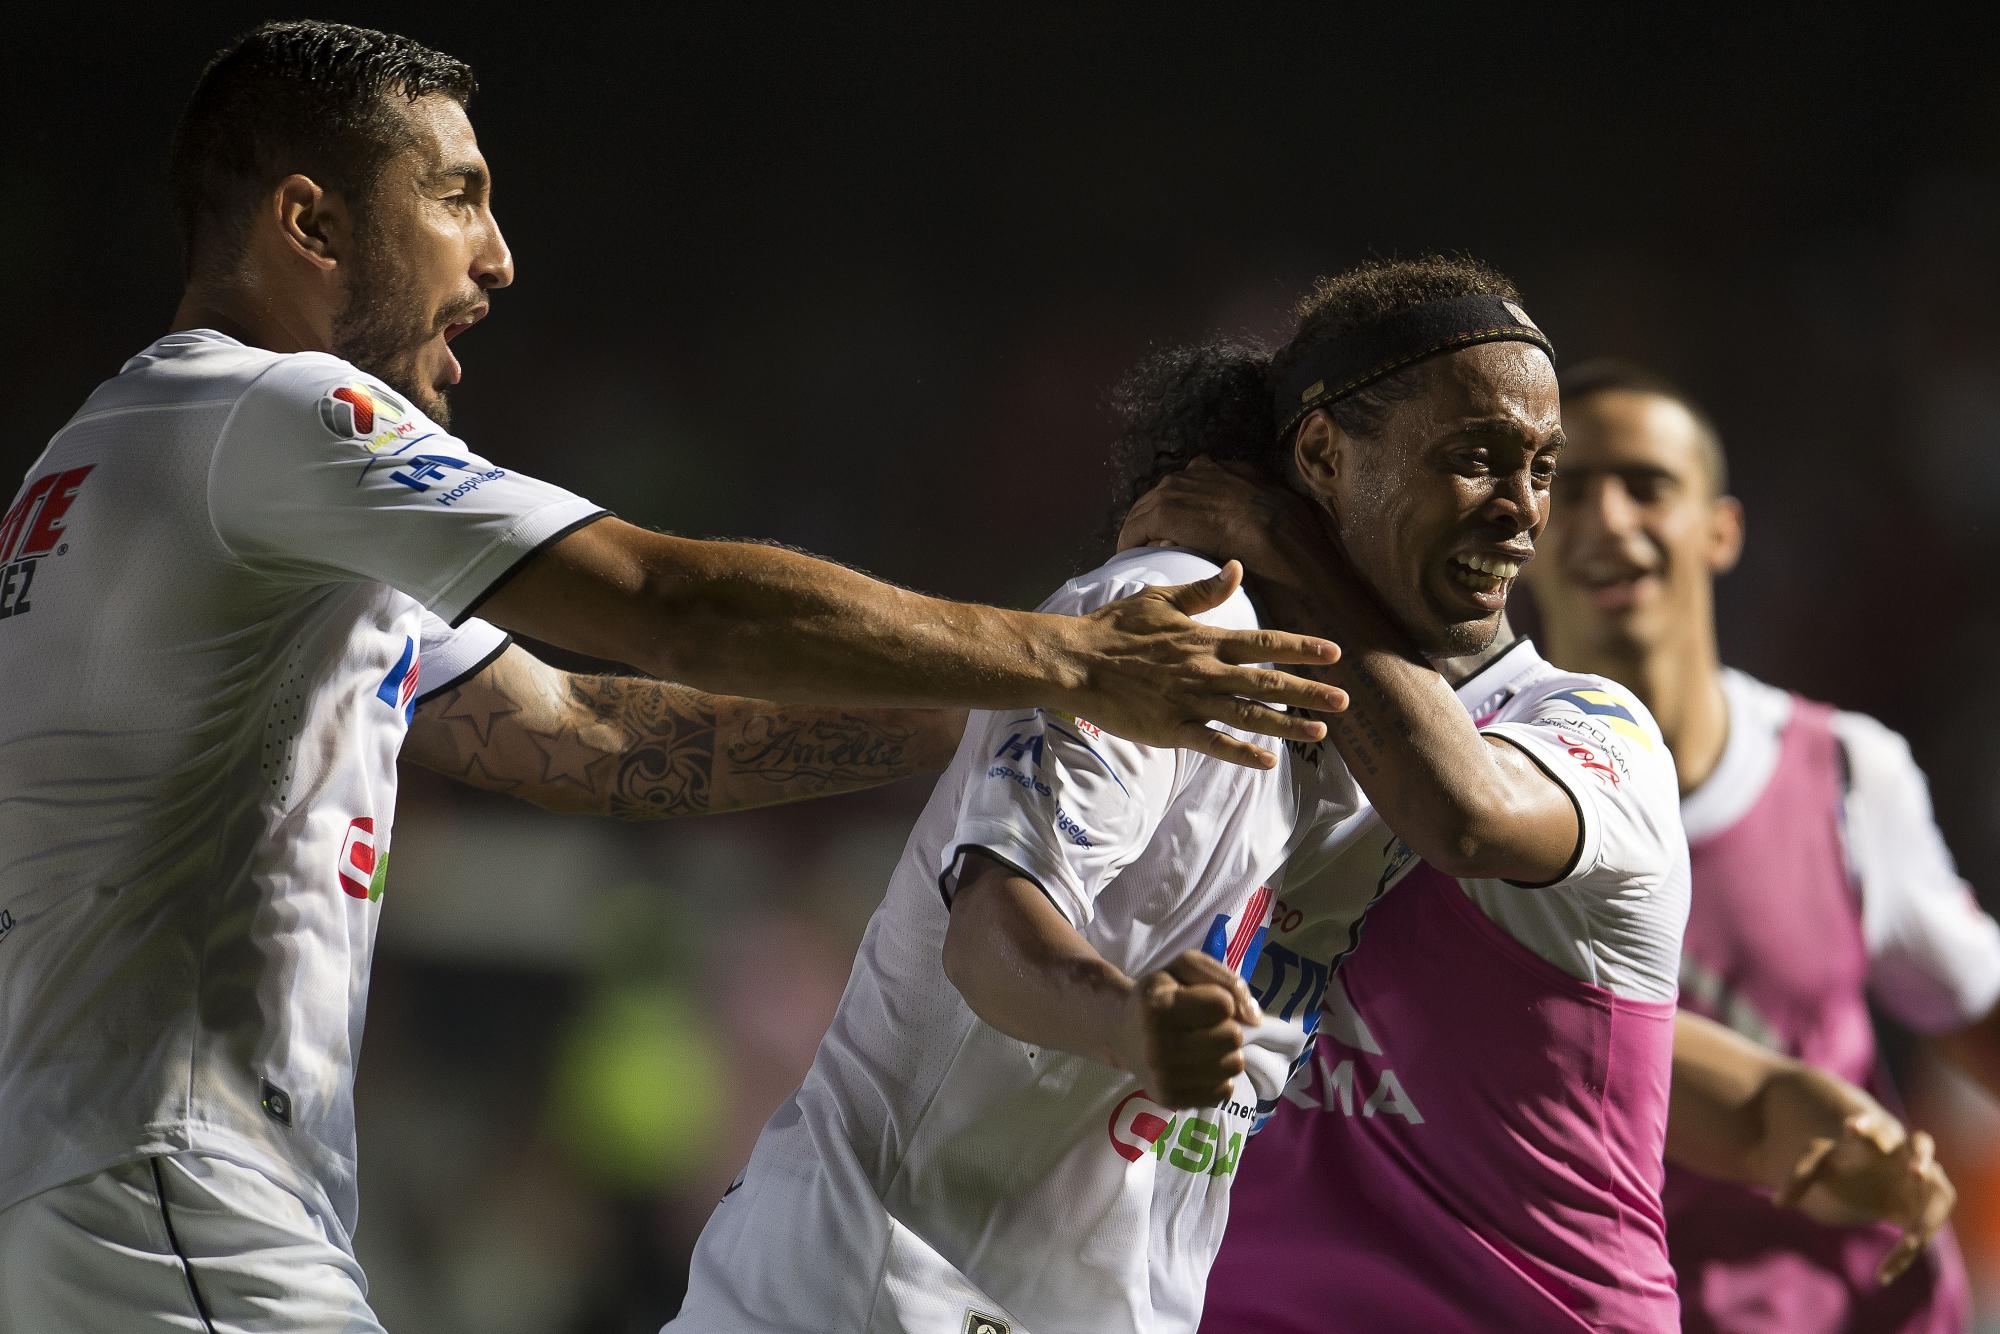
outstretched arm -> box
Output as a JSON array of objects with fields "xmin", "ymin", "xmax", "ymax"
[
  {"xmin": 405, "ymin": 644, "xmax": 965, "ymax": 819},
  {"xmin": 475, "ymin": 520, "xmax": 1343, "ymax": 770},
  {"xmin": 1668, "ymin": 1010, "xmax": 1955, "ymax": 1284}
]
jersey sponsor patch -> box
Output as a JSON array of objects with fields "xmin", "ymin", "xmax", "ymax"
[
  {"xmin": 318, "ymin": 380, "xmax": 418, "ymax": 453},
  {"xmin": 337, "ymin": 816, "xmax": 388, "ymax": 901},
  {"xmin": 376, "ymin": 635, "xmax": 422, "ymax": 724},
  {"xmin": 1547, "ymin": 686, "xmax": 1654, "ymax": 750},
  {"xmin": 0, "ymin": 465, "xmax": 94, "ymax": 623},
  {"xmin": 964, "ymin": 1311, "xmax": 1010, "ymax": 1334}
]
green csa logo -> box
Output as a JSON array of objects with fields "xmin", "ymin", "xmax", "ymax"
[{"xmin": 1107, "ymin": 1088, "xmax": 1244, "ymax": 1178}]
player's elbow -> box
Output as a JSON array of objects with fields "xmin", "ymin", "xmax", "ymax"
[
  {"xmin": 941, "ymin": 896, "xmax": 987, "ymax": 1002},
  {"xmin": 1400, "ymin": 788, "xmax": 1521, "ymax": 880}
]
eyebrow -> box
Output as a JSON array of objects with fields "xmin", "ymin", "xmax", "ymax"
[
  {"xmin": 431, "ymin": 162, "xmax": 488, "ymax": 190},
  {"xmin": 1447, "ymin": 418, "xmax": 1564, "ymax": 446}
]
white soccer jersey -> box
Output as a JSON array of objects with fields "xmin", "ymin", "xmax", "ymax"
[
  {"xmin": 0, "ymin": 330, "xmax": 602, "ymax": 1245},
  {"xmin": 1282, "ymin": 636, "xmax": 1691, "ymax": 1004},
  {"xmin": 670, "ymin": 548, "xmax": 1361, "ymax": 1334},
  {"xmin": 1680, "ymin": 669, "xmax": 2000, "ymax": 1031}
]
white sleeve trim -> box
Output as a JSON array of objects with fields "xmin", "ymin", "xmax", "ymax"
[
  {"xmin": 1479, "ymin": 724, "xmax": 1603, "ymax": 887},
  {"xmin": 940, "ymin": 818, "xmax": 1094, "ymax": 928},
  {"xmin": 433, "ymin": 502, "xmax": 608, "ymax": 625}
]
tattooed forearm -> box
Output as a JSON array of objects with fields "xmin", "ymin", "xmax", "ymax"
[
  {"xmin": 727, "ymin": 712, "xmax": 915, "ymax": 782},
  {"xmin": 407, "ymin": 649, "xmax": 960, "ymax": 820},
  {"xmin": 578, "ymin": 675, "xmax": 718, "ymax": 820}
]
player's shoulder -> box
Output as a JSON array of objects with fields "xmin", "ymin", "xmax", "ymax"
[
  {"xmin": 1044, "ymin": 547, "xmax": 1258, "ymax": 630},
  {"xmin": 89, "ymin": 332, "xmax": 437, "ymax": 453},
  {"xmin": 1730, "ymin": 668, "xmax": 1924, "ymax": 789},
  {"xmin": 1825, "ymin": 698, "xmax": 1925, "ymax": 790},
  {"xmin": 200, "ymin": 350, "xmax": 448, "ymax": 465}
]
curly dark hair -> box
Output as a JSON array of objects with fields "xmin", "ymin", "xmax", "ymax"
[
  {"xmin": 170, "ymin": 20, "xmax": 477, "ymax": 281},
  {"xmin": 1105, "ymin": 255, "xmax": 1523, "ymax": 531}
]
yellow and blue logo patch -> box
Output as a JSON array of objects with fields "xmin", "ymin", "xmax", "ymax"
[{"xmin": 1548, "ymin": 687, "xmax": 1654, "ymax": 750}]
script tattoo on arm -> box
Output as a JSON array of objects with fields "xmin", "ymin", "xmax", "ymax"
[{"xmin": 406, "ymin": 645, "xmax": 961, "ymax": 820}]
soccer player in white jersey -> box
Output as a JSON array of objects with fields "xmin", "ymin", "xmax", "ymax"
[
  {"xmin": 1520, "ymin": 362, "xmax": 2000, "ymax": 1333},
  {"xmin": 0, "ymin": 22, "xmax": 1346, "ymax": 1333},
  {"xmin": 1102, "ymin": 283, "xmax": 1950, "ymax": 1330},
  {"xmin": 668, "ymin": 256, "xmax": 1701, "ymax": 1334}
]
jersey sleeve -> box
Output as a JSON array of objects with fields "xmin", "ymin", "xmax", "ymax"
[
  {"xmin": 937, "ymin": 559, "xmax": 1240, "ymax": 928},
  {"xmin": 206, "ymin": 356, "xmax": 608, "ymax": 624},
  {"xmin": 1480, "ymin": 681, "xmax": 1681, "ymax": 890},
  {"xmin": 1836, "ymin": 711, "xmax": 2000, "ymax": 1032},
  {"xmin": 412, "ymin": 612, "xmax": 511, "ymax": 706}
]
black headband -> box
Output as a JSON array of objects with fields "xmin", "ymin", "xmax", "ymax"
[{"xmin": 1271, "ymin": 294, "xmax": 1555, "ymax": 441}]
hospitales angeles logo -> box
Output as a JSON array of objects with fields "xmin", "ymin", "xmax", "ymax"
[
  {"xmin": 0, "ymin": 465, "xmax": 94, "ymax": 622},
  {"xmin": 338, "ymin": 816, "xmax": 389, "ymax": 901}
]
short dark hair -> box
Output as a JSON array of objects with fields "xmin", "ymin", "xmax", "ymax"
[
  {"xmin": 1560, "ymin": 358, "xmax": 1730, "ymax": 494},
  {"xmin": 1106, "ymin": 255, "xmax": 1524, "ymax": 530},
  {"xmin": 169, "ymin": 20, "xmax": 477, "ymax": 280}
]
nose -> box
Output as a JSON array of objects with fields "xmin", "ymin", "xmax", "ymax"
[
  {"xmin": 1574, "ymin": 475, "xmax": 1640, "ymax": 541},
  {"xmin": 472, "ymin": 206, "xmax": 514, "ymax": 291},
  {"xmin": 1484, "ymin": 466, "xmax": 1541, "ymax": 533}
]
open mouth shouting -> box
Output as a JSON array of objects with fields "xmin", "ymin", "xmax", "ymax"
[{"xmin": 434, "ymin": 303, "xmax": 488, "ymax": 388}]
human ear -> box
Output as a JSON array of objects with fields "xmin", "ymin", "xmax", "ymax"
[
  {"xmin": 272, "ymin": 175, "xmax": 343, "ymax": 272},
  {"xmin": 1707, "ymin": 495, "xmax": 1744, "ymax": 575},
  {"xmin": 1291, "ymin": 410, "xmax": 1344, "ymax": 502}
]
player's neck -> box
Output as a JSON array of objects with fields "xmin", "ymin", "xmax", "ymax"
[
  {"xmin": 1433, "ymin": 618, "xmax": 1518, "ymax": 688},
  {"xmin": 172, "ymin": 282, "xmax": 330, "ymax": 357},
  {"xmin": 1561, "ymin": 626, "xmax": 1728, "ymax": 796}
]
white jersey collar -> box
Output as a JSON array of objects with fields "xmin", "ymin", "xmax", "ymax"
[
  {"xmin": 1452, "ymin": 635, "xmax": 1546, "ymax": 722},
  {"xmin": 1678, "ymin": 668, "xmax": 1793, "ymax": 841}
]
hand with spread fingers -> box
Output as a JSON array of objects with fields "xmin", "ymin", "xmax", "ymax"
[
  {"xmin": 1773, "ymin": 1110, "xmax": 1958, "ymax": 1284},
  {"xmin": 1066, "ymin": 559, "xmax": 1346, "ymax": 769},
  {"xmin": 1114, "ymin": 951, "xmax": 1263, "ymax": 1110}
]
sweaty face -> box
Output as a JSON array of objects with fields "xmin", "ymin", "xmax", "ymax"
[
  {"xmin": 1309, "ymin": 342, "xmax": 1563, "ymax": 657},
  {"xmin": 1523, "ymin": 390, "xmax": 1733, "ymax": 658},
  {"xmin": 330, "ymin": 93, "xmax": 512, "ymax": 426}
]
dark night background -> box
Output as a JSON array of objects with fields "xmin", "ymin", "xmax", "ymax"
[{"xmin": 12, "ymin": 6, "xmax": 2000, "ymax": 1330}]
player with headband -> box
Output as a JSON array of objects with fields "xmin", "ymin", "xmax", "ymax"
[
  {"xmin": 669, "ymin": 256, "xmax": 1669, "ymax": 1334},
  {"xmin": 1128, "ymin": 328, "xmax": 1952, "ymax": 1331}
]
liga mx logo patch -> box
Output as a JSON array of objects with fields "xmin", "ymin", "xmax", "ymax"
[
  {"xmin": 963, "ymin": 1311, "xmax": 1009, "ymax": 1334},
  {"xmin": 319, "ymin": 380, "xmax": 417, "ymax": 451},
  {"xmin": 1548, "ymin": 687, "xmax": 1654, "ymax": 750}
]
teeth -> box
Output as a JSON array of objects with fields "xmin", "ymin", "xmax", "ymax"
[{"xmin": 1454, "ymin": 554, "xmax": 1522, "ymax": 578}]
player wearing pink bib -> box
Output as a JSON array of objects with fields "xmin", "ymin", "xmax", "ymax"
[
  {"xmin": 671, "ymin": 257, "xmax": 1649, "ymax": 1334},
  {"xmin": 1118, "ymin": 356, "xmax": 1955, "ymax": 1329},
  {"xmin": 1522, "ymin": 363, "xmax": 2000, "ymax": 1333}
]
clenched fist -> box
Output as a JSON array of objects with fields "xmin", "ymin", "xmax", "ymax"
[{"xmin": 1113, "ymin": 951, "xmax": 1263, "ymax": 1109}]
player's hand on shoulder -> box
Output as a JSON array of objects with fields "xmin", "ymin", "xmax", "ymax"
[
  {"xmin": 1114, "ymin": 951, "xmax": 1262, "ymax": 1109},
  {"xmin": 1116, "ymin": 458, "xmax": 1339, "ymax": 603},
  {"xmin": 1775, "ymin": 1110, "xmax": 1957, "ymax": 1284},
  {"xmin": 1068, "ymin": 560, "xmax": 1346, "ymax": 771}
]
